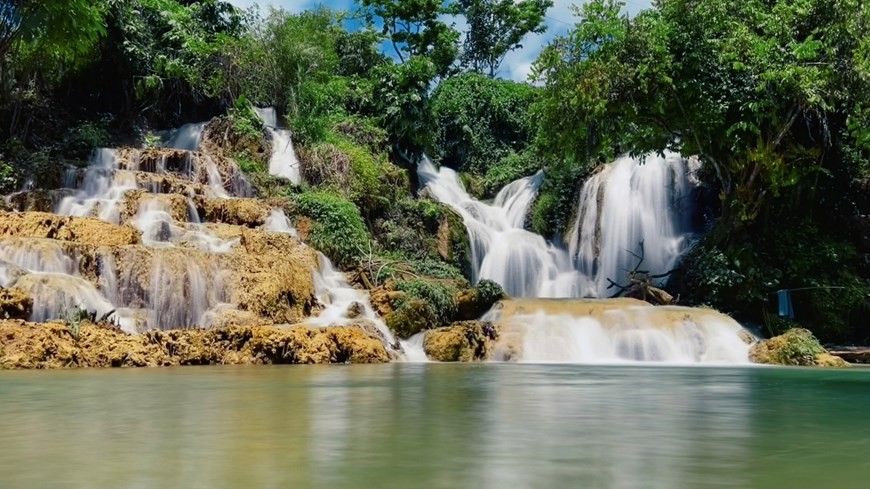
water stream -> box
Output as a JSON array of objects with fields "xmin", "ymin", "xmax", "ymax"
[{"xmin": 254, "ymin": 107, "xmax": 301, "ymax": 184}]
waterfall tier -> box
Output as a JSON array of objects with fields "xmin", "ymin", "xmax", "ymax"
[{"xmin": 485, "ymin": 298, "xmax": 752, "ymax": 364}]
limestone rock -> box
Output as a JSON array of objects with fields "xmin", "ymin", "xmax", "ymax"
[
  {"xmin": 423, "ymin": 321, "xmax": 499, "ymax": 362},
  {"xmin": 0, "ymin": 211, "xmax": 141, "ymax": 246},
  {"xmin": 386, "ymin": 299, "xmax": 437, "ymax": 338},
  {"xmin": 749, "ymin": 328, "xmax": 849, "ymax": 367},
  {"xmin": 0, "ymin": 320, "xmax": 389, "ymax": 369},
  {"xmin": 194, "ymin": 197, "xmax": 271, "ymax": 227},
  {"xmin": 0, "ymin": 288, "xmax": 32, "ymax": 320}
]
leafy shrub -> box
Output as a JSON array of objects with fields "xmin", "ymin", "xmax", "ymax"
[
  {"xmin": 484, "ymin": 150, "xmax": 543, "ymax": 197},
  {"xmin": 228, "ymin": 95, "xmax": 263, "ymax": 141},
  {"xmin": 62, "ymin": 117, "xmax": 112, "ymax": 158},
  {"xmin": 298, "ymin": 143, "xmax": 351, "ymax": 188},
  {"xmin": 476, "ymin": 279, "xmax": 506, "ymax": 305},
  {"xmin": 431, "ymin": 72, "xmax": 538, "ymax": 175},
  {"xmin": 294, "ymin": 191, "xmax": 371, "ymax": 268},
  {"xmin": 395, "ymin": 279, "xmax": 458, "ymax": 326}
]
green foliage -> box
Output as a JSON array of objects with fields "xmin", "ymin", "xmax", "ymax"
[
  {"xmin": 360, "ymin": 0, "xmax": 460, "ymax": 77},
  {"xmin": 766, "ymin": 328, "xmax": 827, "ymax": 366},
  {"xmin": 294, "ymin": 190, "xmax": 372, "ymax": 268},
  {"xmin": 475, "ymin": 279, "xmax": 506, "ymax": 306},
  {"xmin": 395, "ymin": 278, "xmax": 458, "ymax": 326},
  {"xmin": 228, "ymin": 96, "xmax": 262, "ymax": 141},
  {"xmin": 371, "ymin": 57, "xmax": 438, "ymax": 160},
  {"xmin": 529, "ymin": 162, "xmax": 586, "ymax": 237},
  {"xmin": 431, "ymin": 72, "xmax": 538, "ymax": 174},
  {"xmin": 483, "ymin": 150, "xmax": 543, "ymax": 197},
  {"xmin": 533, "ymin": 0, "xmax": 870, "ymax": 228},
  {"xmin": 60, "ymin": 116, "xmax": 112, "ymax": 159},
  {"xmin": 0, "ymin": 160, "xmax": 17, "ymax": 194},
  {"xmin": 675, "ymin": 220, "xmax": 869, "ymax": 343},
  {"xmin": 386, "ymin": 299, "xmax": 438, "ymax": 338},
  {"xmin": 456, "ymin": 0, "xmax": 553, "ymax": 77}
]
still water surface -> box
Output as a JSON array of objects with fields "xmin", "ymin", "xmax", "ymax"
[{"xmin": 0, "ymin": 364, "xmax": 868, "ymax": 489}]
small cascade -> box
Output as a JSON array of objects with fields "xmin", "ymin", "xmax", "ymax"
[
  {"xmin": 262, "ymin": 208, "xmax": 299, "ymax": 238},
  {"xmin": 568, "ymin": 152, "xmax": 693, "ymax": 297},
  {"xmin": 418, "ymin": 158, "xmax": 579, "ymax": 297},
  {"xmin": 57, "ymin": 149, "xmax": 136, "ymax": 224},
  {"xmin": 163, "ymin": 122, "xmax": 206, "ymax": 151},
  {"xmin": 255, "ymin": 107, "xmax": 301, "ymax": 184},
  {"xmin": 486, "ymin": 299, "xmax": 752, "ymax": 364}
]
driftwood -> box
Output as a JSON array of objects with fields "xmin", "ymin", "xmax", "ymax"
[{"xmin": 606, "ymin": 241, "xmax": 676, "ymax": 305}]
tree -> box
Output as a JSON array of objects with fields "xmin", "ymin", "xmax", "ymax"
[
  {"xmin": 456, "ymin": 0, "xmax": 552, "ymax": 77},
  {"xmin": 533, "ymin": 0, "xmax": 870, "ymax": 236},
  {"xmin": 359, "ymin": 0, "xmax": 460, "ymax": 77}
]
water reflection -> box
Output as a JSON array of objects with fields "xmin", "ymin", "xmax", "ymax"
[{"xmin": 0, "ymin": 365, "xmax": 868, "ymax": 489}]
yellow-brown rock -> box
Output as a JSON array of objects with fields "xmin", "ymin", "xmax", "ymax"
[
  {"xmin": 0, "ymin": 211, "xmax": 141, "ymax": 246},
  {"xmin": 423, "ymin": 321, "xmax": 498, "ymax": 362},
  {"xmin": 194, "ymin": 197, "xmax": 271, "ymax": 227},
  {"xmin": 749, "ymin": 328, "xmax": 849, "ymax": 367},
  {"xmin": 120, "ymin": 191, "xmax": 191, "ymax": 223},
  {"xmin": 0, "ymin": 288, "xmax": 32, "ymax": 320},
  {"xmin": 0, "ymin": 320, "xmax": 389, "ymax": 369}
]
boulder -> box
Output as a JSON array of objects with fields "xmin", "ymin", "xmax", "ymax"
[
  {"xmin": 0, "ymin": 287, "xmax": 32, "ymax": 320},
  {"xmin": 423, "ymin": 321, "xmax": 498, "ymax": 362},
  {"xmin": 749, "ymin": 328, "xmax": 849, "ymax": 367}
]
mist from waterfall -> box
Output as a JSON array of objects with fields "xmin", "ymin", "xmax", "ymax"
[{"xmin": 418, "ymin": 152, "xmax": 695, "ymax": 298}]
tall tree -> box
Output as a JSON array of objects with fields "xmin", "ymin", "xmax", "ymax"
[
  {"xmin": 359, "ymin": 0, "xmax": 460, "ymax": 77},
  {"xmin": 456, "ymin": 0, "xmax": 552, "ymax": 77}
]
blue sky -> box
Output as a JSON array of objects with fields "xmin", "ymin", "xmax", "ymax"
[{"xmin": 226, "ymin": 0, "xmax": 652, "ymax": 81}]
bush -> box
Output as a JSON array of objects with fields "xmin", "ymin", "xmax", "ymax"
[
  {"xmin": 62, "ymin": 116, "xmax": 112, "ymax": 158},
  {"xmin": 431, "ymin": 72, "xmax": 539, "ymax": 175},
  {"xmin": 395, "ymin": 279, "xmax": 458, "ymax": 326},
  {"xmin": 294, "ymin": 191, "xmax": 371, "ymax": 268},
  {"xmin": 484, "ymin": 150, "xmax": 543, "ymax": 197}
]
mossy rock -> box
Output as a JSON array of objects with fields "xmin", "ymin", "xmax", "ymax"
[
  {"xmin": 749, "ymin": 328, "xmax": 849, "ymax": 367},
  {"xmin": 385, "ymin": 299, "xmax": 438, "ymax": 338},
  {"xmin": 455, "ymin": 279, "xmax": 506, "ymax": 320},
  {"xmin": 423, "ymin": 321, "xmax": 499, "ymax": 362}
]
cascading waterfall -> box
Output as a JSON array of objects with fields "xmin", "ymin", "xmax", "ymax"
[
  {"xmin": 254, "ymin": 107, "xmax": 301, "ymax": 184},
  {"xmin": 568, "ymin": 152, "xmax": 693, "ymax": 297},
  {"xmin": 419, "ymin": 153, "xmax": 752, "ymax": 364},
  {"xmin": 263, "ymin": 209, "xmax": 414, "ymax": 357},
  {"xmin": 418, "ymin": 153, "xmax": 694, "ymax": 298},
  {"xmin": 163, "ymin": 122, "xmax": 206, "ymax": 151},
  {"xmin": 418, "ymin": 158, "xmax": 579, "ymax": 298}
]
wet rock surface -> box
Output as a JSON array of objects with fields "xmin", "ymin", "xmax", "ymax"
[
  {"xmin": 0, "ymin": 320, "xmax": 389, "ymax": 369},
  {"xmin": 423, "ymin": 321, "xmax": 498, "ymax": 362}
]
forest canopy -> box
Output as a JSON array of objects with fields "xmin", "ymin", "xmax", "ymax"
[{"xmin": 0, "ymin": 0, "xmax": 867, "ymax": 343}]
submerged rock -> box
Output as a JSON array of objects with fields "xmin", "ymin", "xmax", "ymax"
[
  {"xmin": 0, "ymin": 320, "xmax": 389, "ymax": 369},
  {"xmin": 423, "ymin": 321, "xmax": 498, "ymax": 362},
  {"xmin": 749, "ymin": 328, "xmax": 849, "ymax": 367}
]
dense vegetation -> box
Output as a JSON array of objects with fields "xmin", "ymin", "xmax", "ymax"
[{"xmin": 1, "ymin": 0, "xmax": 867, "ymax": 343}]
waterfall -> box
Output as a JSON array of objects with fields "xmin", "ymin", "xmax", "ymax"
[
  {"xmin": 418, "ymin": 152, "xmax": 694, "ymax": 298},
  {"xmin": 418, "ymin": 157, "xmax": 579, "ymax": 298},
  {"xmin": 485, "ymin": 299, "xmax": 751, "ymax": 364},
  {"xmin": 568, "ymin": 152, "xmax": 693, "ymax": 297},
  {"xmin": 164, "ymin": 122, "xmax": 206, "ymax": 151},
  {"xmin": 254, "ymin": 107, "xmax": 300, "ymax": 184}
]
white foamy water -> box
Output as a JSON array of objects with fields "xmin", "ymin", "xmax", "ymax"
[
  {"xmin": 485, "ymin": 300, "xmax": 751, "ymax": 365},
  {"xmin": 418, "ymin": 152, "xmax": 694, "ymax": 298},
  {"xmin": 164, "ymin": 122, "xmax": 206, "ymax": 151},
  {"xmin": 255, "ymin": 107, "xmax": 300, "ymax": 184},
  {"xmin": 418, "ymin": 157, "xmax": 579, "ymax": 297},
  {"xmin": 56, "ymin": 149, "xmax": 136, "ymax": 224},
  {"xmin": 569, "ymin": 152, "xmax": 693, "ymax": 297}
]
